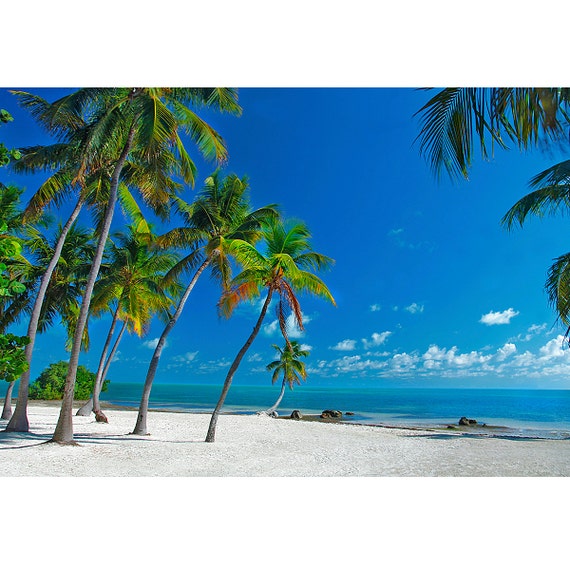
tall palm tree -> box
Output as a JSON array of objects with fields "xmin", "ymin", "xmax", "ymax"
[
  {"xmin": 5, "ymin": 96, "xmax": 178, "ymax": 432},
  {"xmin": 2, "ymin": 221, "xmax": 94, "ymax": 420},
  {"xmin": 264, "ymin": 340, "xmax": 309, "ymax": 414},
  {"xmin": 205, "ymin": 218, "xmax": 336, "ymax": 442},
  {"xmin": 77, "ymin": 224, "xmax": 181, "ymax": 421},
  {"xmin": 9, "ymin": 87, "xmax": 240, "ymax": 443},
  {"xmin": 131, "ymin": 171, "xmax": 278, "ymax": 435}
]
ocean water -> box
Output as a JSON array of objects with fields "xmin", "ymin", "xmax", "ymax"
[{"xmin": 101, "ymin": 383, "xmax": 570, "ymax": 440}]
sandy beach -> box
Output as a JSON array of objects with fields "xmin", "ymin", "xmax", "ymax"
[{"xmin": 1, "ymin": 404, "xmax": 569, "ymax": 476}]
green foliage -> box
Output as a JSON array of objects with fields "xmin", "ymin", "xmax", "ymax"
[
  {"xmin": 0, "ymin": 109, "xmax": 21, "ymax": 168},
  {"xmin": 29, "ymin": 360, "xmax": 110, "ymax": 400},
  {"xmin": 0, "ymin": 333, "xmax": 30, "ymax": 382}
]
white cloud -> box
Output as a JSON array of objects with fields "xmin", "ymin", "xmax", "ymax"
[
  {"xmin": 539, "ymin": 335, "xmax": 568, "ymax": 359},
  {"xmin": 198, "ymin": 358, "xmax": 232, "ymax": 372},
  {"xmin": 511, "ymin": 323, "xmax": 548, "ymax": 342},
  {"xmin": 142, "ymin": 338, "xmax": 167, "ymax": 349},
  {"xmin": 262, "ymin": 313, "xmax": 311, "ymax": 339},
  {"xmin": 362, "ymin": 331, "xmax": 392, "ymax": 349},
  {"xmin": 330, "ymin": 339, "xmax": 357, "ymax": 351},
  {"xmin": 247, "ymin": 353, "xmax": 263, "ymax": 363},
  {"xmin": 370, "ymin": 304, "xmax": 382, "ymax": 312},
  {"xmin": 299, "ymin": 344, "xmax": 313, "ymax": 352},
  {"xmin": 173, "ymin": 351, "xmax": 198, "ymax": 363},
  {"xmin": 422, "ymin": 345, "xmax": 491, "ymax": 368},
  {"xmin": 479, "ymin": 308, "xmax": 519, "ymax": 326},
  {"xmin": 404, "ymin": 302, "xmax": 424, "ymax": 314},
  {"xmin": 496, "ymin": 343, "xmax": 517, "ymax": 361}
]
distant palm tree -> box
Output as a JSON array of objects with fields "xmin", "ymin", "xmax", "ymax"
[
  {"xmin": 10, "ymin": 87, "xmax": 240, "ymax": 443},
  {"xmin": 205, "ymin": 218, "xmax": 335, "ymax": 442},
  {"xmin": 264, "ymin": 340, "xmax": 309, "ymax": 414},
  {"xmin": 131, "ymin": 171, "xmax": 278, "ymax": 435}
]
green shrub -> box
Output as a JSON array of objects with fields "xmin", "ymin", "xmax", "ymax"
[{"xmin": 29, "ymin": 361, "xmax": 110, "ymax": 400}]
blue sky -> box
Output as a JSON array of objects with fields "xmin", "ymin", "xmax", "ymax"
[{"xmin": 2, "ymin": 87, "xmax": 570, "ymax": 389}]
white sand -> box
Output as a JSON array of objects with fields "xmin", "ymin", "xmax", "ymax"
[{"xmin": 1, "ymin": 404, "xmax": 569, "ymax": 476}]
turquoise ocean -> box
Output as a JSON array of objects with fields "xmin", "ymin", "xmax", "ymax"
[{"xmin": 101, "ymin": 383, "xmax": 570, "ymax": 440}]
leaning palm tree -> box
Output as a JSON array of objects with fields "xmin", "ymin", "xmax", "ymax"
[
  {"xmin": 76, "ymin": 224, "xmax": 181, "ymax": 421},
  {"xmin": 2, "ymin": 221, "xmax": 94, "ymax": 420},
  {"xmin": 205, "ymin": 218, "xmax": 336, "ymax": 443},
  {"xmin": 10, "ymin": 87, "xmax": 240, "ymax": 443},
  {"xmin": 131, "ymin": 171, "xmax": 278, "ymax": 435},
  {"xmin": 264, "ymin": 340, "xmax": 309, "ymax": 414},
  {"xmin": 5, "ymin": 99, "xmax": 180, "ymax": 432}
]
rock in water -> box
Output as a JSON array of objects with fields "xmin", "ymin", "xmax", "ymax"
[
  {"xmin": 291, "ymin": 410, "xmax": 303, "ymax": 419},
  {"xmin": 458, "ymin": 416, "xmax": 477, "ymax": 426},
  {"xmin": 321, "ymin": 410, "xmax": 343, "ymax": 419}
]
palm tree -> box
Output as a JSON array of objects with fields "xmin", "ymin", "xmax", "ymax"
[
  {"xmin": 501, "ymin": 162, "xmax": 570, "ymax": 338},
  {"xmin": 76, "ymin": 224, "xmax": 181, "ymax": 421},
  {"xmin": 415, "ymin": 88, "xmax": 570, "ymax": 337},
  {"xmin": 4, "ymin": 95, "xmax": 178, "ymax": 432},
  {"xmin": 131, "ymin": 171, "xmax": 278, "ymax": 435},
  {"xmin": 9, "ymin": 87, "xmax": 240, "ymax": 443},
  {"xmin": 205, "ymin": 218, "xmax": 336, "ymax": 442},
  {"xmin": 2, "ymin": 221, "xmax": 94, "ymax": 420},
  {"xmin": 264, "ymin": 340, "xmax": 309, "ymax": 414},
  {"xmin": 415, "ymin": 88, "xmax": 570, "ymax": 181}
]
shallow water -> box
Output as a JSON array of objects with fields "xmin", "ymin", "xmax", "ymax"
[{"xmin": 101, "ymin": 383, "xmax": 570, "ymax": 440}]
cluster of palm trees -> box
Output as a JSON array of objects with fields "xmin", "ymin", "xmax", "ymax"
[
  {"xmin": 415, "ymin": 88, "xmax": 570, "ymax": 337},
  {"xmin": 0, "ymin": 87, "xmax": 336, "ymax": 444}
]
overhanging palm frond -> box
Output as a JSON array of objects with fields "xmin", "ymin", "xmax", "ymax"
[
  {"xmin": 546, "ymin": 252, "xmax": 570, "ymax": 327},
  {"xmin": 415, "ymin": 87, "xmax": 570, "ymax": 180}
]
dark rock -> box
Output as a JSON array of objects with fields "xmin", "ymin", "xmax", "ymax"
[
  {"xmin": 468, "ymin": 419, "xmax": 478, "ymax": 425},
  {"xmin": 447, "ymin": 425, "xmax": 456, "ymax": 429},
  {"xmin": 459, "ymin": 416, "xmax": 478, "ymax": 426},
  {"xmin": 291, "ymin": 410, "xmax": 303, "ymax": 419},
  {"xmin": 268, "ymin": 410, "xmax": 278, "ymax": 418},
  {"xmin": 345, "ymin": 412, "xmax": 355, "ymax": 416},
  {"xmin": 321, "ymin": 410, "xmax": 343, "ymax": 419}
]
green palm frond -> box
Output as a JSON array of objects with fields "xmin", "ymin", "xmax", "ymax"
[
  {"xmin": 415, "ymin": 87, "xmax": 570, "ymax": 180},
  {"xmin": 546, "ymin": 252, "xmax": 570, "ymax": 326},
  {"xmin": 169, "ymin": 99, "xmax": 229, "ymax": 163}
]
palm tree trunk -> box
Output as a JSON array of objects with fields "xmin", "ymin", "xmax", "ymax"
[
  {"xmin": 6, "ymin": 197, "xmax": 85, "ymax": 432},
  {"xmin": 266, "ymin": 379, "xmax": 286, "ymax": 413},
  {"xmin": 1, "ymin": 381, "xmax": 15, "ymax": 420},
  {"xmin": 92, "ymin": 319, "xmax": 127, "ymax": 422},
  {"xmin": 76, "ymin": 306, "xmax": 121, "ymax": 417},
  {"xmin": 131, "ymin": 257, "xmax": 211, "ymax": 435},
  {"xmin": 51, "ymin": 123, "xmax": 136, "ymax": 445},
  {"xmin": 205, "ymin": 288, "xmax": 273, "ymax": 443}
]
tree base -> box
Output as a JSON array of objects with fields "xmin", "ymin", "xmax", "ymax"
[
  {"xmin": 45, "ymin": 439, "xmax": 79, "ymax": 446},
  {"xmin": 95, "ymin": 411, "xmax": 108, "ymax": 423}
]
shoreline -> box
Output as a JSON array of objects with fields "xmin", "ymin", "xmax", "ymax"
[
  {"xmin": 1, "ymin": 404, "xmax": 570, "ymax": 476},
  {"xmin": 4, "ymin": 398, "xmax": 569, "ymax": 441}
]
